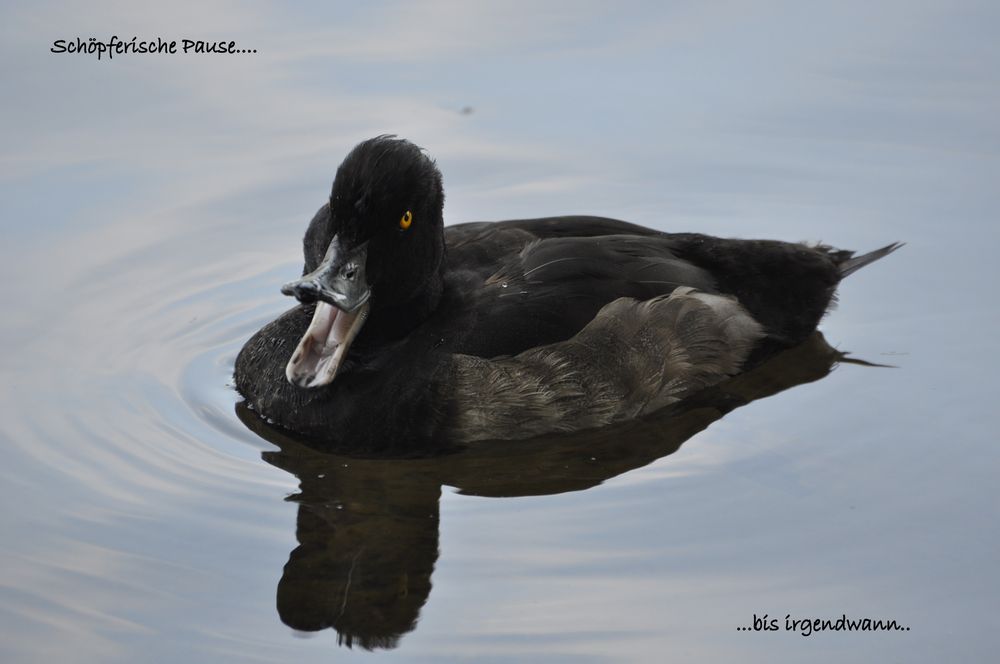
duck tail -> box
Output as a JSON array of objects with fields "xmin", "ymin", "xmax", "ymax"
[{"xmin": 837, "ymin": 242, "xmax": 904, "ymax": 278}]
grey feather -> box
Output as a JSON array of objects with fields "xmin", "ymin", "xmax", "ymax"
[
  {"xmin": 838, "ymin": 242, "xmax": 904, "ymax": 278},
  {"xmin": 448, "ymin": 288, "xmax": 765, "ymax": 441}
]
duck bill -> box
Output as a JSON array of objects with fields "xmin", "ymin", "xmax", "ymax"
[{"xmin": 281, "ymin": 238, "xmax": 371, "ymax": 388}]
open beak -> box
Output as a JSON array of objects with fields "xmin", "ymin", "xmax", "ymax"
[{"xmin": 281, "ymin": 237, "xmax": 371, "ymax": 388}]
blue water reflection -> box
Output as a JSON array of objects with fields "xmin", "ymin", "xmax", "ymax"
[{"xmin": 1, "ymin": 1, "xmax": 998, "ymax": 662}]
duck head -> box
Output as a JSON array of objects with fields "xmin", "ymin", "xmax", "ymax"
[{"xmin": 283, "ymin": 136, "xmax": 446, "ymax": 388}]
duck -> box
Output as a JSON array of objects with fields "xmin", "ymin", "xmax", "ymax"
[{"xmin": 234, "ymin": 135, "xmax": 899, "ymax": 452}]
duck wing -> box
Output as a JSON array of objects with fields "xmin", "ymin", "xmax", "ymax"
[
  {"xmin": 444, "ymin": 219, "xmax": 717, "ymax": 358},
  {"xmin": 443, "ymin": 218, "xmax": 898, "ymax": 360}
]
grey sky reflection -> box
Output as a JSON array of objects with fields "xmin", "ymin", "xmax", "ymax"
[{"xmin": 0, "ymin": 1, "xmax": 998, "ymax": 662}]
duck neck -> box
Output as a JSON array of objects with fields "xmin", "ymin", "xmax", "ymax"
[{"xmin": 360, "ymin": 258, "xmax": 446, "ymax": 347}]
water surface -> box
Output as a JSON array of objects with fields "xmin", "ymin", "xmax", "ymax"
[{"xmin": 1, "ymin": 2, "xmax": 998, "ymax": 662}]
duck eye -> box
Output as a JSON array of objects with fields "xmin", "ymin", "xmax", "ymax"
[{"xmin": 399, "ymin": 210, "xmax": 413, "ymax": 230}]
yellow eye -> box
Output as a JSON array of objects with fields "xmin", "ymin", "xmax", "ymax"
[{"xmin": 399, "ymin": 210, "xmax": 413, "ymax": 230}]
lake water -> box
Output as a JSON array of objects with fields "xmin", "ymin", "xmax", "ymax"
[{"xmin": 1, "ymin": 2, "xmax": 998, "ymax": 662}]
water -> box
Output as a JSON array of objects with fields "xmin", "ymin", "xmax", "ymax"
[{"xmin": 2, "ymin": 2, "xmax": 998, "ymax": 662}]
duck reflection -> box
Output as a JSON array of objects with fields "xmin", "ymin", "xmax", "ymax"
[{"xmin": 235, "ymin": 332, "xmax": 854, "ymax": 649}]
